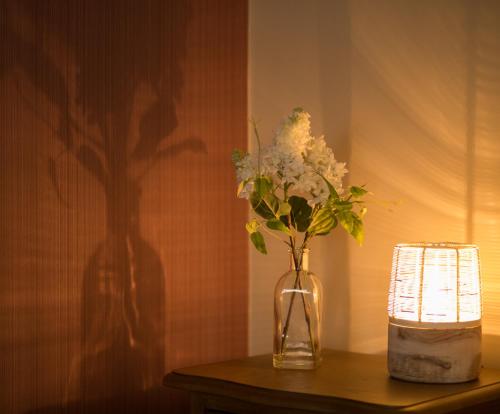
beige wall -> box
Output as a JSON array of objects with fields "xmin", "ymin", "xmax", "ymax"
[
  {"xmin": 250, "ymin": 0, "xmax": 500, "ymax": 366},
  {"xmin": 249, "ymin": 0, "xmax": 352, "ymax": 355}
]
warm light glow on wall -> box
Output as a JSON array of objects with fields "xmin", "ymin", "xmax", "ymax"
[{"xmin": 388, "ymin": 243, "xmax": 481, "ymax": 324}]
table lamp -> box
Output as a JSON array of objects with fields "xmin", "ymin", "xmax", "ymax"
[{"xmin": 387, "ymin": 242, "xmax": 482, "ymax": 383}]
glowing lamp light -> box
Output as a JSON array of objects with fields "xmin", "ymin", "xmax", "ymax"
[{"xmin": 387, "ymin": 243, "xmax": 482, "ymax": 383}]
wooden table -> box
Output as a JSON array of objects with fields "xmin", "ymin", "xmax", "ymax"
[{"xmin": 164, "ymin": 349, "xmax": 500, "ymax": 413}]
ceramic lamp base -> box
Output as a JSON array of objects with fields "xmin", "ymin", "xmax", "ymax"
[{"xmin": 387, "ymin": 321, "xmax": 481, "ymax": 383}]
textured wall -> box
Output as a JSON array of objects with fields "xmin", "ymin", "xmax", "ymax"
[{"xmin": 0, "ymin": 1, "xmax": 248, "ymax": 413}]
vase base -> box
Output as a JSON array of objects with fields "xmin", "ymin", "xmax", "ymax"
[{"xmin": 273, "ymin": 354, "xmax": 322, "ymax": 370}]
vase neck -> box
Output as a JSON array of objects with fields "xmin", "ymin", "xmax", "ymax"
[{"xmin": 289, "ymin": 248, "xmax": 309, "ymax": 271}]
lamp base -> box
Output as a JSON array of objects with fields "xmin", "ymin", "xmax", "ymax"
[{"xmin": 387, "ymin": 322, "xmax": 481, "ymax": 383}]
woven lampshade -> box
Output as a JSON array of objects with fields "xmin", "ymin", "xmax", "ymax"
[
  {"xmin": 387, "ymin": 242, "xmax": 482, "ymax": 383},
  {"xmin": 388, "ymin": 243, "xmax": 481, "ymax": 325}
]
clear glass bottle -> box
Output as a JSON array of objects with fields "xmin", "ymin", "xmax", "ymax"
[{"xmin": 273, "ymin": 248, "xmax": 322, "ymax": 369}]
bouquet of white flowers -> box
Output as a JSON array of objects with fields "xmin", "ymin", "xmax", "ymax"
[{"xmin": 232, "ymin": 108, "xmax": 368, "ymax": 261}]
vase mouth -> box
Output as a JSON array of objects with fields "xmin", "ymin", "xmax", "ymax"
[
  {"xmin": 288, "ymin": 248, "xmax": 309, "ymax": 271},
  {"xmin": 288, "ymin": 248, "xmax": 310, "ymax": 253}
]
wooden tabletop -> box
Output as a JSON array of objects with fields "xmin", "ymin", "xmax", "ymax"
[{"xmin": 164, "ymin": 349, "xmax": 500, "ymax": 413}]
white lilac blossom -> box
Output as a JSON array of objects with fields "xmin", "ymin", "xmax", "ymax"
[
  {"xmin": 233, "ymin": 152, "xmax": 256, "ymax": 199},
  {"xmin": 235, "ymin": 154, "xmax": 255, "ymax": 182},
  {"xmin": 232, "ymin": 108, "xmax": 368, "ymax": 255},
  {"xmin": 235, "ymin": 108, "xmax": 346, "ymax": 206},
  {"xmin": 301, "ymin": 134, "xmax": 347, "ymax": 206}
]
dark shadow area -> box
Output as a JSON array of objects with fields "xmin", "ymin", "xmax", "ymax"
[
  {"xmin": 23, "ymin": 388, "xmax": 189, "ymax": 414},
  {"xmin": 0, "ymin": 0, "xmax": 205, "ymax": 412}
]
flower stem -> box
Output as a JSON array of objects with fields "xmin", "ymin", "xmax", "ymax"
[
  {"xmin": 279, "ymin": 242, "xmax": 316, "ymax": 357},
  {"xmin": 297, "ymin": 273, "xmax": 316, "ymax": 355},
  {"xmin": 279, "ymin": 247, "xmax": 300, "ymax": 355},
  {"xmin": 251, "ymin": 119, "xmax": 261, "ymax": 175}
]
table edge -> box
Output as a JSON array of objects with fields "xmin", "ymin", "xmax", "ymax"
[
  {"xmin": 164, "ymin": 371, "xmax": 390, "ymax": 413},
  {"xmin": 164, "ymin": 369, "xmax": 500, "ymax": 413}
]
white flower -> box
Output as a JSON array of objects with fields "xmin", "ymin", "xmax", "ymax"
[
  {"xmin": 261, "ymin": 109, "xmax": 313, "ymax": 186},
  {"xmin": 274, "ymin": 109, "xmax": 312, "ymax": 155},
  {"xmin": 235, "ymin": 154, "xmax": 255, "ymax": 182},
  {"xmin": 299, "ymin": 134, "xmax": 347, "ymax": 205},
  {"xmin": 233, "ymin": 108, "xmax": 348, "ymax": 206},
  {"xmin": 234, "ymin": 154, "xmax": 256, "ymax": 199},
  {"xmin": 258, "ymin": 109, "xmax": 346, "ymax": 206}
]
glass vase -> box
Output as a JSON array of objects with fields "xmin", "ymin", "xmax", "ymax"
[{"xmin": 273, "ymin": 248, "xmax": 322, "ymax": 369}]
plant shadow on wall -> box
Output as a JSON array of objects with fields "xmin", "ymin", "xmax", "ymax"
[{"xmin": 1, "ymin": 0, "xmax": 205, "ymax": 411}]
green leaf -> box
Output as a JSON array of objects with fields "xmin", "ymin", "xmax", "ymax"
[
  {"xmin": 250, "ymin": 192, "xmax": 279, "ymax": 219},
  {"xmin": 254, "ymin": 176, "xmax": 273, "ymax": 197},
  {"xmin": 338, "ymin": 210, "xmax": 365, "ymax": 245},
  {"xmin": 338, "ymin": 210, "xmax": 354, "ymax": 233},
  {"xmin": 277, "ymin": 202, "xmax": 291, "ymax": 217},
  {"xmin": 231, "ymin": 149, "xmax": 246, "ymax": 165},
  {"xmin": 250, "ymin": 177, "xmax": 279, "ymax": 219},
  {"xmin": 236, "ymin": 179, "xmax": 250, "ymax": 197},
  {"xmin": 351, "ymin": 215, "xmax": 364, "ymax": 245},
  {"xmin": 333, "ymin": 200, "xmax": 353, "ymax": 211},
  {"xmin": 289, "ymin": 107, "xmax": 304, "ymax": 122},
  {"xmin": 288, "ymin": 196, "xmax": 312, "ymax": 232},
  {"xmin": 350, "ymin": 186, "xmax": 368, "ymax": 198},
  {"xmin": 245, "ymin": 219, "xmax": 259, "ymax": 234},
  {"xmin": 308, "ymin": 206, "xmax": 337, "ymax": 236},
  {"xmin": 266, "ymin": 218, "xmax": 291, "ymax": 235},
  {"xmin": 316, "ymin": 172, "xmax": 340, "ymax": 202},
  {"xmin": 250, "ymin": 231, "xmax": 267, "ymax": 254}
]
